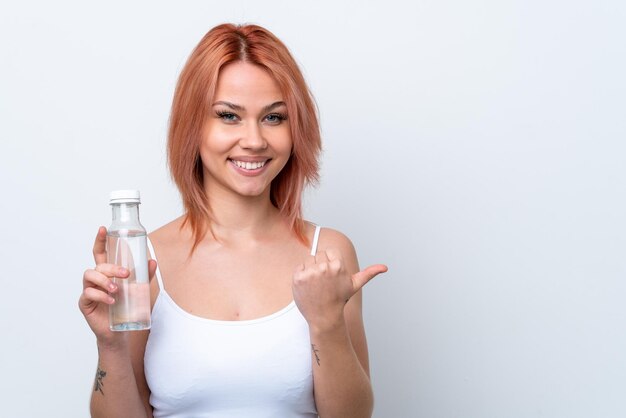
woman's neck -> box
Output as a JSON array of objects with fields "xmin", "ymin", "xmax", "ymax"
[{"xmin": 203, "ymin": 186, "xmax": 283, "ymax": 243}]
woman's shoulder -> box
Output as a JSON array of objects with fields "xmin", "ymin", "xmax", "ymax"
[
  {"xmin": 309, "ymin": 222, "xmax": 358, "ymax": 264},
  {"xmin": 148, "ymin": 216, "xmax": 187, "ymax": 246}
]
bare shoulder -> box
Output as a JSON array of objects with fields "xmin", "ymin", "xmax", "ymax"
[
  {"xmin": 315, "ymin": 226, "xmax": 360, "ymax": 272},
  {"xmin": 317, "ymin": 226, "xmax": 353, "ymax": 247},
  {"xmin": 146, "ymin": 216, "xmax": 188, "ymax": 263},
  {"xmin": 148, "ymin": 216, "xmax": 187, "ymax": 248}
]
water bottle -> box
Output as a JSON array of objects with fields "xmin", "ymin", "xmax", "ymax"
[{"xmin": 107, "ymin": 190, "xmax": 151, "ymax": 331}]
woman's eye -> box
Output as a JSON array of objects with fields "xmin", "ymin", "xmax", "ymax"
[
  {"xmin": 264, "ymin": 113, "xmax": 286, "ymax": 124},
  {"xmin": 216, "ymin": 111, "xmax": 238, "ymax": 122}
]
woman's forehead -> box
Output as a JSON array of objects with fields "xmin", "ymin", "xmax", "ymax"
[{"xmin": 214, "ymin": 62, "xmax": 284, "ymax": 106}]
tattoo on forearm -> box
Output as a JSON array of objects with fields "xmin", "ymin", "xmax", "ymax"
[
  {"xmin": 94, "ymin": 366, "xmax": 106, "ymax": 395},
  {"xmin": 311, "ymin": 344, "xmax": 321, "ymax": 366}
]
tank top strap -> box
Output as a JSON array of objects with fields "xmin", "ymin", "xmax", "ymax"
[
  {"xmin": 146, "ymin": 236, "xmax": 166, "ymax": 292},
  {"xmin": 310, "ymin": 225, "xmax": 321, "ymax": 256}
]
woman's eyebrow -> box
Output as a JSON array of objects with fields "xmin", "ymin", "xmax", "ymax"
[
  {"xmin": 212, "ymin": 101, "xmax": 286, "ymax": 113},
  {"xmin": 262, "ymin": 101, "xmax": 286, "ymax": 113},
  {"xmin": 213, "ymin": 101, "xmax": 244, "ymax": 111}
]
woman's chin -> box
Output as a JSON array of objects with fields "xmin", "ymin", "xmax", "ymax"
[{"xmin": 234, "ymin": 185, "xmax": 270, "ymax": 198}]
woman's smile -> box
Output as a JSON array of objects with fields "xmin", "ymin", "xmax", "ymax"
[{"xmin": 228, "ymin": 157, "xmax": 272, "ymax": 176}]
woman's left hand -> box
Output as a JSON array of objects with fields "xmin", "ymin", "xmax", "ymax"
[{"xmin": 292, "ymin": 248, "xmax": 387, "ymax": 331}]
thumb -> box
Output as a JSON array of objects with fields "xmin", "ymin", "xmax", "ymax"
[{"xmin": 351, "ymin": 264, "xmax": 388, "ymax": 291}]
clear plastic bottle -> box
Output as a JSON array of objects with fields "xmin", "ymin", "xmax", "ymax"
[{"xmin": 107, "ymin": 190, "xmax": 151, "ymax": 331}]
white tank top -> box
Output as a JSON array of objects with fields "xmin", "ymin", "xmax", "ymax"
[{"xmin": 144, "ymin": 226, "xmax": 321, "ymax": 418}]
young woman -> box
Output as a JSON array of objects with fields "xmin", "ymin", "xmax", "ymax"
[{"xmin": 79, "ymin": 23, "xmax": 387, "ymax": 418}]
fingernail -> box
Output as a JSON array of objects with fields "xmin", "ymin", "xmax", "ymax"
[
  {"xmin": 119, "ymin": 268, "xmax": 128, "ymax": 275},
  {"xmin": 108, "ymin": 296, "xmax": 115, "ymax": 304},
  {"xmin": 109, "ymin": 283, "xmax": 116, "ymax": 292}
]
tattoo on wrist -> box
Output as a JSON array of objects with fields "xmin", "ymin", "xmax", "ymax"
[
  {"xmin": 94, "ymin": 366, "xmax": 106, "ymax": 395},
  {"xmin": 311, "ymin": 344, "xmax": 321, "ymax": 366}
]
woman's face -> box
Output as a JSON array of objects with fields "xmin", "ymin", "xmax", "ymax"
[{"xmin": 200, "ymin": 61, "xmax": 292, "ymax": 200}]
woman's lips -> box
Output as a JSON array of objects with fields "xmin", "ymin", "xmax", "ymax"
[{"xmin": 228, "ymin": 158, "xmax": 271, "ymax": 176}]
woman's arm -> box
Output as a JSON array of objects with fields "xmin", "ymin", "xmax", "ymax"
[
  {"xmin": 80, "ymin": 227, "xmax": 155, "ymax": 418},
  {"xmin": 90, "ymin": 331, "xmax": 152, "ymax": 418},
  {"xmin": 310, "ymin": 290, "xmax": 373, "ymax": 418},
  {"xmin": 293, "ymin": 229, "xmax": 387, "ymax": 418}
]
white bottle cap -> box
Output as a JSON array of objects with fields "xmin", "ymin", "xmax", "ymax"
[{"xmin": 109, "ymin": 189, "xmax": 141, "ymax": 204}]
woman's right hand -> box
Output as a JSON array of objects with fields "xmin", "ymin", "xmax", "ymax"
[{"xmin": 78, "ymin": 226, "xmax": 156, "ymax": 349}]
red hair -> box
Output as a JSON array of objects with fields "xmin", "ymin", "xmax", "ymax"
[{"xmin": 167, "ymin": 23, "xmax": 321, "ymax": 255}]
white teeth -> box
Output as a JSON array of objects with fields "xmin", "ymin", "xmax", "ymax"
[{"xmin": 233, "ymin": 160, "xmax": 266, "ymax": 170}]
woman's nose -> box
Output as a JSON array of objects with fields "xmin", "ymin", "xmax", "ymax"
[{"xmin": 239, "ymin": 123, "xmax": 268, "ymax": 150}]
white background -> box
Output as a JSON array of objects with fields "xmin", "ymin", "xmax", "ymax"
[{"xmin": 1, "ymin": 1, "xmax": 625, "ymax": 417}]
